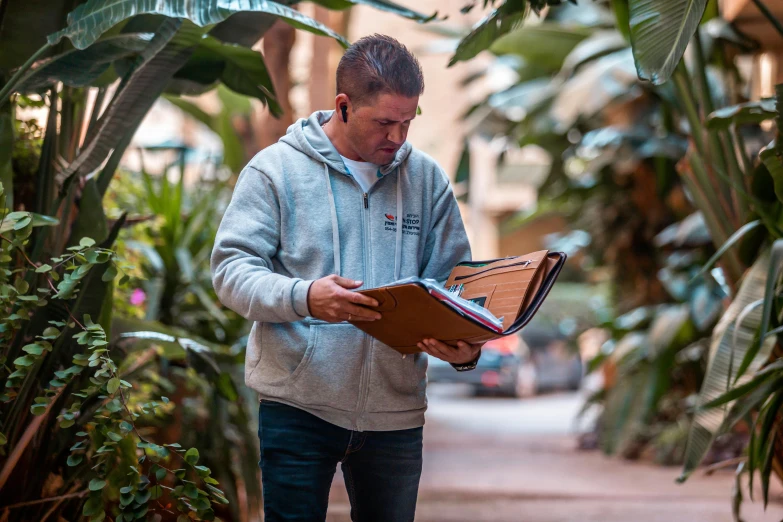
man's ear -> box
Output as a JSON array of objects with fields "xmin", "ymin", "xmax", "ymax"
[{"xmin": 334, "ymin": 94, "xmax": 351, "ymax": 124}]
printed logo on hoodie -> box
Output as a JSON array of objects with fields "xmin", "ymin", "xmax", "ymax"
[{"xmin": 383, "ymin": 213, "xmax": 421, "ymax": 236}]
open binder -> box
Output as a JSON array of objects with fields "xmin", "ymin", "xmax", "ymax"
[{"xmin": 348, "ymin": 250, "xmax": 567, "ymax": 354}]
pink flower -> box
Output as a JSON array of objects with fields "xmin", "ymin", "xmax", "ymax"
[{"xmin": 130, "ymin": 288, "xmax": 146, "ymax": 306}]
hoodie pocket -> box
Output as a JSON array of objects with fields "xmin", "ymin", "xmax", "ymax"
[
  {"xmin": 365, "ymin": 341, "xmax": 427, "ymax": 413},
  {"xmin": 286, "ymin": 321, "xmax": 365, "ymax": 412}
]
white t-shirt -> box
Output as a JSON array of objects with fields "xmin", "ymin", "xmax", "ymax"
[{"xmin": 340, "ymin": 155, "xmax": 382, "ymax": 193}]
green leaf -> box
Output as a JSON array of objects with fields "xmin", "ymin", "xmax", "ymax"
[
  {"xmin": 0, "ymin": 433, "xmax": 6, "ymax": 446},
  {"xmin": 707, "ymin": 98, "xmax": 776, "ymax": 130},
  {"xmin": 690, "ymin": 220, "xmax": 763, "ymax": 282},
  {"xmin": 14, "ymin": 278, "xmax": 29, "ymax": 294},
  {"xmin": 22, "ymin": 343, "xmax": 44, "ymax": 355},
  {"xmin": 191, "ymin": 496, "xmax": 211, "ymax": 510},
  {"xmin": 12, "ymin": 215, "xmax": 31, "ymax": 231},
  {"xmin": 41, "ymin": 327, "xmax": 60, "ymax": 339},
  {"xmin": 17, "ymin": 34, "xmax": 151, "ymax": 92},
  {"xmin": 216, "ymin": 372, "xmax": 238, "ymax": 401},
  {"xmin": 448, "ymin": 0, "xmax": 529, "ymax": 67},
  {"xmin": 678, "ymin": 246, "xmax": 781, "ymax": 483},
  {"xmin": 206, "ymin": 484, "xmax": 224, "ymax": 496},
  {"xmin": 184, "ymin": 483, "xmax": 199, "ymax": 499},
  {"xmin": 107, "ymin": 377, "xmax": 121, "ymax": 394},
  {"xmin": 31, "ymin": 403, "xmax": 47, "ymax": 415},
  {"xmin": 150, "ymin": 485, "xmax": 163, "ymax": 500},
  {"xmin": 0, "ymin": 213, "xmax": 58, "ymax": 234},
  {"xmin": 175, "ymin": 35, "xmax": 281, "ymax": 117},
  {"xmin": 101, "ymin": 264, "xmax": 118, "ymax": 282},
  {"xmin": 13, "ymin": 356, "xmax": 35, "ymax": 367},
  {"xmin": 628, "ymin": 0, "xmax": 709, "ymax": 84},
  {"xmin": 135, "ymin": 489, "xmax": 151, "ymax": 504},
  {"xmin": 79, "ymin": 237, "xmax": 96, "ymax": 248},
  {"xmin": 558, "ymin": 30, "xmax": 628, "ymax": 78},
  {"xmin": 120, "ymin": 492, "xmax": 134, "ymax": 507},
  {"xmin": 67, "ymin": 453, "xmax": 84, "ymax": 466},
  {"xmin": 89, "ymin": 479, "xmax": 107, "ymax": 491},
  {"xmin": 698, "ymin": 361, "xmax": 783, "ymax": 410},
  {"xmin": 760, "ymin": 141, "xmax": 783, "ymax": 204},
  {"xmin": 155, "ymin": 467, "xmax": 167, "ymax": 481},
  {"xmin": 35, "ymin": 264, "xmax": 53, "ymax": 273},
  {"xmin": 185, "ymin": 447, "xmax": 199, "ymax": 465},
  {"xmin": 720, "ymin": 376, "xmax": 783, "ymax": 436},
  {"xmin": 107, "ymin": 431, "xmax": 123, "ymax": 442},
  {"xmin": 48, "ymin": 0, "xmax": 350, "ymax": 50},
  {"xmin": 83, "ymin": 495, "xmax": 103, "ymax": 516},
  {"xmin": 491, "ymin": 24, "xmax": 599, "ymax": 72}
]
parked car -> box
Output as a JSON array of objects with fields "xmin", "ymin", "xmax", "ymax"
[{"xmin": 426, "ymin": 334, "xmax": 537, "ymax": 397}]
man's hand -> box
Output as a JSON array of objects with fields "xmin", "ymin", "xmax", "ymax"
[
  {"xmin": 417, "ymin": 338, "xmax": 483, "ymax": 364},
  {"xmin": 307, "ymin": 275, "xmax": 382, "ymax": 323}
]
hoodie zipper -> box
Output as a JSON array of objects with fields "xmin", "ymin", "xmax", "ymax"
[{"xmin": 355, "ymin": 189, "xmax": 372, "ymax": 431}]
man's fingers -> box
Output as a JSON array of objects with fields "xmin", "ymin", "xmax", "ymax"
[
  {"xmin": 332, "ymin": 275, "xmax": 363, "ymax": 289},
  {"xmin": 343, "ymin": 290, "xmax": 379, "ymax": 308},
  {"xmin": 343, "ymin": 303, "xmax": 381, "ymax": 320},
  {"xmin": 422, "ymin": 338, "xmax": 454, "ymax": 360}
]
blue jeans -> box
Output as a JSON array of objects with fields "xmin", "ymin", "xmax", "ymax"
[{"xmin": 258, "ymin": 400, "xmax": 423, "ymax": 522}]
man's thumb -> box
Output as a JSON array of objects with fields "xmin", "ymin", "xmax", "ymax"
[{"xmin": 333, "ymin": 275, "xmax": 362, "ymax": 288}]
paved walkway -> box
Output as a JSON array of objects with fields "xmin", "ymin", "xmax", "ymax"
[{"xmin": 327, "ymin": 388, "xmax": 783, "ymax": 521}]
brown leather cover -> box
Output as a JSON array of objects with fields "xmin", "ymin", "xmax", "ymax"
[{"xmin": 349, "ymin": 250, "xmax": 567, "ymax": 354}]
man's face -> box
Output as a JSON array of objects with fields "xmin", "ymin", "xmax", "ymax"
[{"xmin": 345, "ymin": 93, "xmax": 418, "ymax": 165}]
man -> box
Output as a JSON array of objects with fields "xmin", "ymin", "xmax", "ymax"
[{"xmin": 211, "ymin": 34, "xmax": 483, "ymax": 522}]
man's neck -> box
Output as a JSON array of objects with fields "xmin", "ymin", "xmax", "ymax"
[{"xmin": 322, "ymin": 115, "xmax": 364, "ymax": 162}]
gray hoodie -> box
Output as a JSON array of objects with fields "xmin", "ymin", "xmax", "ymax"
[{"xmin": 211, "ymin": 110, "xmax": 471, "ymax": 431}]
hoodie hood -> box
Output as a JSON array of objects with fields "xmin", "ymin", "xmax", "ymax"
[{"xmin": 280, "ymin": 110, "xmax": 413, "ymax": 175}]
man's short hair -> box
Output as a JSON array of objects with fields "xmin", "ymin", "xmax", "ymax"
[{"xmin": 336, "ymin": 34, "xmax": 424, "ymax": 107}]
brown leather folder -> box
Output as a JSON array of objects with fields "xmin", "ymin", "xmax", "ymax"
[{"xmin": 349, "ymin": 250, "xmax": 567, "ymax": 354}]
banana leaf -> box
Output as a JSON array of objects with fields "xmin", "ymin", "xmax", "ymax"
[
  {"xmin": 14, "ymin": 34, "xmax": 151, "ymax": 93},
  {"xmin": 549, "ymin": 48, "xmax": 638, "ymax": 132},
  {"xmin": 700, "ymin": 17, "xmax": 758, "ymax": 55},
  {"xmin": 557, "ymin": 30, "xmax": 627, "ymax": 78},
  {"xmin": 448, "ymin": 0, "xmax": 529, "ymax": 66},
  {"xmin": 678, "ymin": 246, "xmax": 781, "ymax": 482},
  {"xmin": 47, "ymin": 0, "xmax": 350, "ymax": 50},
  {"xmin": 489, "ymin": 22, "xmax": 593, "ymax": 72},
  {"xmin": 59, "ymin": 18, "xmax": 187, "ymax": 180},
  {"xmin": 628, "ymin": 0, "xmax": 709, "ymax": 85},
  {"xmin": 171, "ymin": 35, "xmax": 281, "ymax": 116},
  {"xmin": 760, "ymin": 140, "xmax": 783, "ymax": 204},
  {"xmin": 707, "ymin": 98, "xmax": 776, "ymax": 130},
  {"xmin": 208, "ymin": 11, "xmax": 280, "ymax": 46}
]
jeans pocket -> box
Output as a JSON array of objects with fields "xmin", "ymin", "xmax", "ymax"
[{"xmin": 286, "ymin": 322, "xmax": 366, "ymax": 411}]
